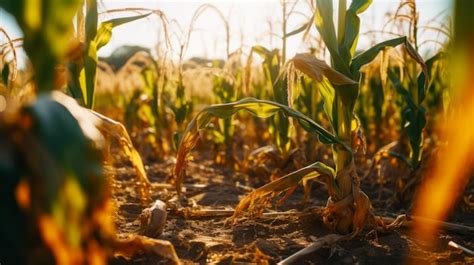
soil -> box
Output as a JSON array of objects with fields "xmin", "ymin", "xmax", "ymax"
[{"xmin": 109, "ymin": 146, "xmax": 474, "ymax": 265}]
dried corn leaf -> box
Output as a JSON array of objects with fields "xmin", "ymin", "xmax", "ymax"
[
  {"xmin": 113, "ymin": 235, "xmax": 180, "ymax": 264},
  {"xmin": 231, "ymin": 162, "xmax": 335, "ymax": 221},
  {"xmin": 290, "ymin": 53, "xmax": 357, "ymax": 85}
]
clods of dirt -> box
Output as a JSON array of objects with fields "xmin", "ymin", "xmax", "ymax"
[{"xmin": 110, "ymin": 157, "xmax": 474, "ymax": 264}]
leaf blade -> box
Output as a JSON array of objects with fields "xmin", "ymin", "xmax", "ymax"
[
  {"xmin": 173, "ymin": 98, "xmax": 350, "ymax": 193},
  {"xmin": 351, "ymin": 36, "xmax": 407, "ymax": 74},
  {"xmin": 291, "ymin": 53, "xmax": 357, "ymax": 86}
]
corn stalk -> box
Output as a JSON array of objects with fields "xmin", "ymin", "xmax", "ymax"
[
  {"xmin": 174, "ymin": 0, "xmax": 426, "ymax": 235},
  {"xmin": 285, "ymin": 0, "xmax": 427, "ymax": 233},
  {"xmin": 68, "ymin": 1, "xmax": 153, "ymax": 109}
]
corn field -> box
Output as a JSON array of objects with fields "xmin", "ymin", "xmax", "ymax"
[{"xmin": 0, "ymin": 0, "xmax": 473, "ymax": 264}]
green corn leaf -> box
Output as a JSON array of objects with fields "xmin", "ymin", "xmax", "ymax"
[
  {"xmin": 314, "ymin": 0, "xmax": 351, "ymax": 75},
  {"xmin": 317, "ymin": 78, "xmax": 336, "ymax": 126},
  {"xmin": 403, "ymin": 107, "xmax": 426, "ymax": 168},
  {"xmin": 315, "ymin": 0, "xmax": 338, "ymax": 57},
  {"xmin": 251, "ymin": 45, "xmax": 272, "ymax": 58},
  {"xmin": 174, "ymin": 97, "xmax": 350, "ymax": 193},
  {"xmin": 1, "ymin": 63, "xmax": 9, "ymax": 86},
  {"xmin": 95, "ymin": 13, "xmax": 152, "ymax": 50},
  {"xmin": 417, "ymin": 52, "xmax": 445, "ymax": 103},
  {"xmin": 82, "ymin": 41, "xmax": 98, "ymax": 109},
  {"xmin": 22, "ymin": 92, "xmax": 104, "ymax": 211},
  {"xmin": 85, "ymin": 0, "xmax": 98, "ymax": 44},
  {"xmin": 82, "ymin": 0, "xmax": 98, "ymax": 109},
  {"xmin": 285, "ymin": 13, "xmax": 314, "ymax": 38},
  {"xmin": 388, "ymin": 65, "xmax": 428, "ymax": 169},
  {"xmin": 204, "ymin": 98, "xmax": 345, "ymax": 146},
  {"xmin": 350, "ymin": 36, "xmax": 407, "ymax": 74},
  {"xmin": 348, "ymin": 0, "xmax": 373, "ymax": 13},
  {"xmin": 339, "ymin": 0, "xmax": 372, "ymax": 63},
  {"xmin": 252, "ymin": 46, "xmax": 281, "ymax": 88},
  {"xmin": 82, "ymin": 4, "xmax": 151, "ymax": 109},
  {"xmin": 387, "ymin": 69, "xmax": 417, "ymax": 110},
  {"xmin": 386, "ymin": 151, "xmax": 412, "ymax": 168},
  {"xmin": 339, "ymin": 10, "xmax": 360, "ymax": 63}
]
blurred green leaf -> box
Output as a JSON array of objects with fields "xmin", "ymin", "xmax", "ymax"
[
  {"xmin": 417, "ymin": 52, "xmax": 445, "ymax": 102},
  {"xmin": 0, "ymin": 0, "xmax": 81, "ymax": 91},
  {"xmin": 251, "ymin": 45, "xmax": 272, "ymax": 58},
  {"xmin": 25, "ymin": 93, "xmax": 104, "ymax": 197},
  {"xmin": 285, "ymin": 14, "xmax": 314, "ymax": 38},
  {"xmin": 82, "ymin": 41, "xmax": 98, "ymax": 109},
  {"xmin": 348, "ymin": 0, "xmax": 373, "ymax": 13},
  {"xmin": 387, "ymin": 69, "xmax": 417, "ymax": 110},
  {"xmin": 95, "ymin": 13, "xmax": 152, "ymax": 50},
  {"xmin": 1, "ymin": 63, "xmax": 9, "ymax": 86},
  {"xmin": 85, "ymin": 0, "xmax": 98, "ymax": 43}
]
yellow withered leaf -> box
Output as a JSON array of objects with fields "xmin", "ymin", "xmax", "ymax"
[
  {"xmin": 291, "ymin": 53, "xmax": 357, "ymax": 85},
  {"xmin": 231, "ymin": 162, "xmax": 335, "ymax": 222}
]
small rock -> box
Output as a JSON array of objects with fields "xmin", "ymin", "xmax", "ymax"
[{"xmin": 139, "ymin": 199, "xmax": 167, "ymax": 238}]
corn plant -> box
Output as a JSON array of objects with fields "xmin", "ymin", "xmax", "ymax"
[
  {"xmin": 249, "ymin": 0, "xmax": 306, "ymax": 157},
  {"xmin": 423, "ymin": 53, "xmax": 448, "ymax": 114},
  {"xmin": 120, "ymin": 52, "xmax": 170, "ymax": 160},
  {"xmin": 251, "ymin": 46, "xmax": 292, "ymax": 157},
  {"xmin": 67, "ymin": 0, "xmax": 152, "ymax": 109},
  {"xmin": 170, "ymin": 4, "xmax": 230, "ymax": 148},
  {"xmin": 175, "ymin": 0, "xmax": 426, "ymax": 235},
  {"xmin": 0, "ymin": 92, "xmax": 179, "ymax": 264},
  {"xmin": 356, "ymin": 60, "xmax": 389, "ymax": 151},
  {"xmin": 371, "ymin": 0, "xmax": 446, "ymax": 171},
  {"xmin": 0, "ymin": 0, "xmax": 179, "ymax": 262},
  {"xmin": 209, "ymin": 56, "xmax": 241, "ymax": 166},
  {"xmin": 286, "ymin": 0, "xmax": 427, "ymax": 233},
  {"xmin": 387, "ymin": 52, "xmax": 443, "ymax": 170},
  {"xmin": 0, "ymin": 0, "xmax": 81, "ymax": 92}
]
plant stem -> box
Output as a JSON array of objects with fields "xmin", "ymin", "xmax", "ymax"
[{"xmin": 333, "ymin": 92, "xmax": 354, "ymax": 200}]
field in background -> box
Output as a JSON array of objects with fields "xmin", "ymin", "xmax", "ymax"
[{"xmin": 0, "ymin": 0, "xmax": 472, "ymax": 264}]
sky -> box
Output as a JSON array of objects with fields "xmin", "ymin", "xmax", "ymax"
[{"xmin": 1, "ymin": 0, "xmax": 452, "ymax": 64}]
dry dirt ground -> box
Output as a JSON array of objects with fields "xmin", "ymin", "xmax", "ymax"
[{"xmin": 109, "ymin": 148, "xmax": 474, "ymax": 265}]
